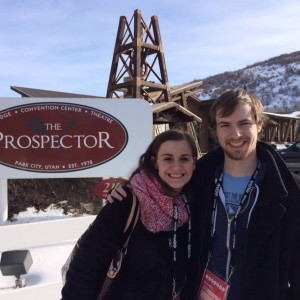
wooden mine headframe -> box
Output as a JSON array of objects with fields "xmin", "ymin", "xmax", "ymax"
[{"xmin": 106, "ymin": 9, "xmax": 171, "ymax": 103}]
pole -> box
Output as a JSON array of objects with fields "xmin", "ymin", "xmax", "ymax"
[{"xmin": 0, "ymin": 179, "xmax": 8, "ymax": 224}]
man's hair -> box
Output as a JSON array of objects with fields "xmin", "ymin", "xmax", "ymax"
[
  {"xmin": 130, "ymin": 130, "xmax": 197, "ymax": 196},
  {"xmin": 209, "ymin": 88, "xmax": 265, "ymax": 138}
]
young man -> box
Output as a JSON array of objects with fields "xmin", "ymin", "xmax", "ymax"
[
  {"xmin": 183, "ymin": 89, "xmax": 300, "ymax": 300},
  {"xmin": 108, "ymin": 89, "xmax": 300, "ymax": 299}
]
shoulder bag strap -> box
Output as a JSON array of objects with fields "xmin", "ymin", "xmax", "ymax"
[{"xmin": 106, "ymin": 192, "xmax": 140, "ymax": 278}]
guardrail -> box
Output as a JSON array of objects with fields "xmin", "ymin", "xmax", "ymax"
[
  {"xmin": 0, "ymin": 216, "xmax": 96, "ymax": 300},
  {"xmin": 0, "ymin": 281, "xmax": 62, "ymax": 300},
  {"xmin": 0, "ymin": 216, "xmax": 96, "ymax": 251}
]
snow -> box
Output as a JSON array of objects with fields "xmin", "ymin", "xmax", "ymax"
[
  {"xmin": 0, "ymin": 206, "xmax": 78, "ymax": 293},
  {"xmin": 0, "ymin": 241, "xmax": 75, "ymax": 291},
  {"xmin": 4, "ymin": 206, "xmax": 74, "ymax": 225},
  {"xmin": 197, "ymin": 59, "xmax": 300, "ymax": 112}
]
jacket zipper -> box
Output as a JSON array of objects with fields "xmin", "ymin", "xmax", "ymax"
[
  {"xmin": 225, "ymin": 217, "xmax": 232, "ymax": 280},
  {"xmin": 221, "ymin": 185, "xmax": 259, "ymax": 280},
  {"xmin": 218, "ymin": 190, "xmax": 232, "ymax": 281}
]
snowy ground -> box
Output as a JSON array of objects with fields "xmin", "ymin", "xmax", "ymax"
[{"xmin": 0, "ymin": 206, "xmax": 80, "ymax": 293}]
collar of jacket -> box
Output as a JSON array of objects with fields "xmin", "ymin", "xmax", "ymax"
[
  {"xmin": 256, "ymin": 141, "xmax": 300, "ymax": 202},
  {"xmin": 193, "ymin": 141, "xmax": 299, "ymax": 207}
]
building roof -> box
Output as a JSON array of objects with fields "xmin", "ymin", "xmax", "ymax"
[
  {"xmin": 169, "ymin": 80, "xmax": 203, "ymax": 102},
  {"xmin": 11, "ymin": 86, "xmax": 103, "ymax": 98},
  {"xmin": 151, "ymin": 102, "xmax": 202, "ymax": 123},
  {"xmin": 10, "ymin": 85, "xmax": 202, "ymax": 124},
  {"xmin": 264, "ymin": 111, "xmax": 300, "ymax": 120}
]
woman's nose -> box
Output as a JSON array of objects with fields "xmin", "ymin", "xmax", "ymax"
[{"xmin": 172, "ymin": 160, "xmax": 182, "ymax": 169}]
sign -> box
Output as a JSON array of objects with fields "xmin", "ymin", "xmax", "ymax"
[
  {"xmin": 0, "ymin": 98, "xmax": 152, "ymax": 179},
  {"xmin": 92, "ymin": 177, "xmax": 126, "ymax": 199}
]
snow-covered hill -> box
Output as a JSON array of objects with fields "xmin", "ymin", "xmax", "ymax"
[{"xmin": 196, "ymin": 51, "xmax": 300, "ymax": 113}]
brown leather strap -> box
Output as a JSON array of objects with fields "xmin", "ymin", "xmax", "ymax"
[{"xmin": 106, "ymin": 192, "xmax": 140, "ymax": 279}]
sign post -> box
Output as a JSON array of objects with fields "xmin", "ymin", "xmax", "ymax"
[{"xmin": 0, "ymin": 179, "xmax": 8, "ymax": 224}]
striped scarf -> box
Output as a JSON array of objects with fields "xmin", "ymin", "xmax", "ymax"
[{"xmin": 130, "ymin": 171, "xmax": 188, "ymax": 233}]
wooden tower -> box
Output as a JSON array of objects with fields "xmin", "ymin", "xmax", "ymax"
[{"xmin": 106, "ymin": 9, "xmax": 171, "ymax": 103}]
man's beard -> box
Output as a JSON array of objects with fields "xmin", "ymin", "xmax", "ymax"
[
  {"xmin": 222, "ymin": 140, "xmax": 256, "ymax": 161},
  {"xmin": 223, "ymin": 148, "xmax": 250, "ymax": 160}
]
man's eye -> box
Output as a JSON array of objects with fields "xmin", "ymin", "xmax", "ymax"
[
  {"xmin": 219, "ymin": 124, "xmax": 229, "ymax": 128},
  {"xmin": 241, "ymin": 122, "xmax": 252, "ymax": 126}
]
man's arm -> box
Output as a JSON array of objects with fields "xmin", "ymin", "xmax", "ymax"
[
  {"xmin": 106, "ymin": 184, "xmax": 128, "ymax": 203},
  {"xmin": 287, "ymin": 179, "xmax": 300, "ymax": 300}
]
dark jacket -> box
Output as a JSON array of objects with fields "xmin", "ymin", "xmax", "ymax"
[
  {"xmin": 182, "ymin": 142, "xmax": 300, "ymax": 300},
  {"xmin": 61, "ymin": 189, "xmax": 190, "ymax": 300}
]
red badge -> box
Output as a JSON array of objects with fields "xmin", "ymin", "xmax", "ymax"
[{"xmin": 197, "ymin": 268, "xmax": 229, "ymax": 300}]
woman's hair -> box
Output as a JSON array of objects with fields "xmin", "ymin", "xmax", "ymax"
[
  {"xmin": 129, "ymin": 130, "xmax": 197, "ymax": 196},
  {"xmin": 209, "ymin": 88, "xmax": 265, "ymax": 139}
]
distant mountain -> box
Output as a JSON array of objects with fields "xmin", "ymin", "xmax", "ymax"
[{"xmin": 196, "ymin": 51, "xmax": 300, "ymax": 113}]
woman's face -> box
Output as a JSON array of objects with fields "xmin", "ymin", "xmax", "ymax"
[{"xmin": 155, "ymin": 140, "xmax": 195, "ymax": 192}]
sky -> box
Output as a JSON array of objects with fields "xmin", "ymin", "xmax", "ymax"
[{"xmin": 1, "ymin": 0, "xmax": 300, "ymax": 97}]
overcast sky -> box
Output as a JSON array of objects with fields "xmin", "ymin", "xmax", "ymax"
[{"xmin": 1, "ymin": 0, "xmax": 300, "ymax": 97}]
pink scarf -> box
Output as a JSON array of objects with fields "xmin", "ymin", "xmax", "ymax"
[{"xmin": 130, "ymin": 171, "xmax": 188, "ymax": 233}]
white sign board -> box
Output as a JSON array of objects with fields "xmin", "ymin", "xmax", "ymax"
[{"xmin": 0, "ymin": 98, "xmax": 153, "ymax": 179}]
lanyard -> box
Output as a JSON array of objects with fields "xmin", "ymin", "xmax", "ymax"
[
  {"xmin": 209, "ymin": 162, "xmax": 260, "ymax": 281},
  {"xmin": 171, "ymin": 194, "xmax": 191, "ymax": 298}
]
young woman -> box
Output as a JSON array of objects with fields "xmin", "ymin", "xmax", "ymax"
[{"xmin": 61, "ymin": 130, "xmax": 197, "ymax": 300}]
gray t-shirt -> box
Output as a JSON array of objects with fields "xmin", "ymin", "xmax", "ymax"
[{"xmin": 222, "ymin": 172, "xmax": 251, "ymax": 219}]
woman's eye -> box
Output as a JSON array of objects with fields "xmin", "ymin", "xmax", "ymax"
[
  {"xmin": 164, "ymin": 157, "xmax": 173, "ymax": 161},
  {"xmin": 180, "ymin": 157, "xmax": 190, "ymax": 162}
]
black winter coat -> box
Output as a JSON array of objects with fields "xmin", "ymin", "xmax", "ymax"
[
  {"xmin": 61, "ymin": 190, "xmax": 190, "ymax": 300},
  {"xmin": 182, "ymin": 142, "xmax": 300, "ymax": 300}
]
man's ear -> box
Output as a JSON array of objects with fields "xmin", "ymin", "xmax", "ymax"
[{"xmin": 257, "ymin": 121, "xmax": 263, "ymax": 133}]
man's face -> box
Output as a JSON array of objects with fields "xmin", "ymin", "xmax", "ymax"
[{"xmin": 215, "ymin": 103, "xmax": 262, "ymax": 161}]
